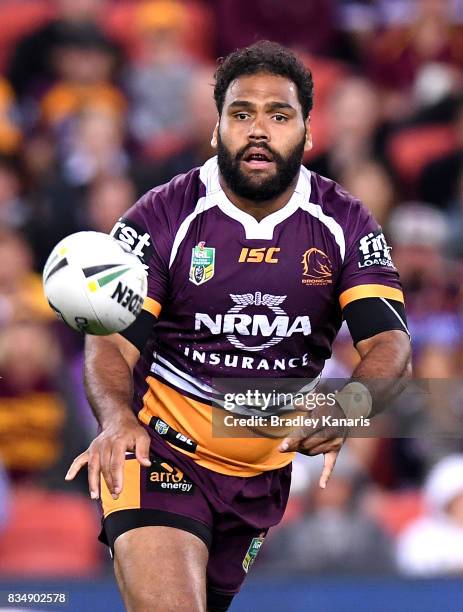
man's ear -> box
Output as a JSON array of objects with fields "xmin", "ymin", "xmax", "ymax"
[
  {"xmin": 304, "ymin": 116, "xmax": 312, "ymax": 152},
  {"xmin": 211, "ymin": 121, "xmax": 219, "ymax": 148}
]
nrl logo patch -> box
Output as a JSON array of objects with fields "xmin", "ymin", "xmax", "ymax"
[
  {"xmin": 189, "ymin": 241, "xmax": 215, "ymax": 286},
  {"xmin": 154, "ymin": 419, "xmax": 169, "ymax": 436},
  {"xmin": 242, "ymin": 533, "xmax": 266, "ymax": 573}
]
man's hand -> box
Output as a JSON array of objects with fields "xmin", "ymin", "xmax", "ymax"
[
  {"xmin": 65, "ymin": 415, "xmax": 151, "ymax": 500},
  {"xmin": 278, "ymin": 401, "xmax": 347, "ymax": 489}
]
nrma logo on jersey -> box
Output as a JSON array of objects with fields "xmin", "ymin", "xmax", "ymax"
[{"xmin": 195, "ymin": 292, "xmax": 311, "ymax": 352}]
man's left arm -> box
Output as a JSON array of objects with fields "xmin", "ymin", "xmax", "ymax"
[
  {"xmin": 279, "ymin": 327, "xmax": 411, "ymax": 486},
  {"xmin": 280, "ymin": 197, "xmax": 412, "ymax": 485},
  {"xmin": 348, "ymin": 329, "xmax": 412, "ymax": 418}
]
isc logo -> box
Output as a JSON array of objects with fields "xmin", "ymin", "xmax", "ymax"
[{"xmin": 238, "ymin": 247, "xmax": 280, "ymax": 263}]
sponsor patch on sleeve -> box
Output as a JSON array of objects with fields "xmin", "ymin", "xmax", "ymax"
[
  {"xmin": 110, "ymin": 217, "xmax": 153, "ymax": 266},
  {"xmin": 357, "ymin": 229, "xmax": 395, "ymax": 269}
]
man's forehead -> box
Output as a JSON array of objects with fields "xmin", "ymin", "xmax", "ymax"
[{"xmin": 225, "ymin": 73, "xmax": 300, "ymax": 107}]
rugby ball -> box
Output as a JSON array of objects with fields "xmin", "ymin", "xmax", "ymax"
[{"xmin": 43, "ymin": 231, "xmax": 148, "ymax": 335}]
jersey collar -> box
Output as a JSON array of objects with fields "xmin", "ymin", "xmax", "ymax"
[{"xmin": 199, "ymin": 156, "xmax": 311, "ymax": 240}]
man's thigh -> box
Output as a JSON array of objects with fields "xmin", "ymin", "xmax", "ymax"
[{"xmin": 114, "ymin": 525, "xmax": 208, "ymax": 612}]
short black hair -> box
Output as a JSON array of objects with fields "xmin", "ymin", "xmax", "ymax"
[{"xmin": 214, "ymin": 40, "xmax": 313, "ymax": 119}]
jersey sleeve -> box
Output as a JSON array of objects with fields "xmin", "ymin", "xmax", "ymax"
[
  {"xmin": 110, "ymin": 189, "xmax": 170, "ymax": 319},
  {"xmin": 337, "ymin": 199, "xmax": 404, "ymax": 311}
]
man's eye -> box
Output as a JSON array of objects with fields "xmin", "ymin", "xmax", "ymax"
[
  {"xmin": 273, "ymin": 114, "xmax": 288, "ymax": 122},
  {"xmin": 235, "ymin": 113, "xmax": 250, "ymax": 120}
]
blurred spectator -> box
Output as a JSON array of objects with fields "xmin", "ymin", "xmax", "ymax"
[
  {"xmin": 412, "ymin": 62, "xmax": 462, "ymax": 108},
  {"xmin": 340, "ymin": 0, "xmax": 463, "ymax": 32},
  {"xmin": 301, "ymin": 54, "xmax": 350, "ymax": 161},
  {"xmin": 338, "ymin": 0, "xmax": 381, "ymax": 34},
  {"xmin": 86, "ymin": 174, "xmax": 136, "ymax": 233},
  {"xmin": 42, "ymin": 108, "xmax": 129, "ymax": 248},
  {"xmin": 308, "ymin": 77, "xmax": 387, "ymax": 182},
  {"xmin": 258, "ymin": 452, "xmax": 395, "ymax": 575},
  {"xmin": 7, "ymin": 0, "xmax": 110, "ymax": 103},
  {"xmin": 367, "ymin": 0, "xmax": 463, "ymax": 117},
  {"xmin": 40, "ymin": 23, "xmax": 125, "ymax": 136},
  {"xmin": 397, "ymin": 454, "xmax": 463, "ymax": 575},
  {"xmin": 0, "ymin": 227, "xmax": 52, "ymax": 325},
  {"xmin": 17, "ymin": 131, "xmax": 60, "ymax": 269},
  {"xmin": 22, "ymin": 130, "xmax": 57, "ymax": 190},
  {"xmin": 0, "ymin": 321, "xmax": 89, "ymax": 491},
  {"xmin": 210, "ymin": 0, "xmax": 338, "ymax": 59},
  {"xmin": 340, "ymin": 160, "xmax": 396, "ymax": 225},
  {"xmin": 0, "ymin": 156, "xmax": 29, "ymax": 231},
  {"xmin": 387, "ymin": 203, "xmax": 463, "ymax": 464},
  {"xmin": 388, "ymin": 202, "xmax": 458, "ymax": 319},
  {"xmin": 131, "ymin": 67, "xmax": 217, "ymax": 191},
  {"xmin": 386, "ymin": 121, "xmax": 457, "ymax": 196},
  {"xmin": 126, "ymin": 0, "xmax": 200, "ymax": 160},
  {"xmin": 59, "ymin": 107, "xmax": 128, "ymax": 186},
  {"xmin": 0, "ymin": 78, "xmax": 21, "ymax": 155},
  {"xmin": 418, "ymin": 96, "xmax": 463, "ymax": 208}
]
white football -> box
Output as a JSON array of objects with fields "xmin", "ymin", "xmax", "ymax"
[{"xmin": 43, "ymin": 231, "xmax": 148, "ymax": 335}]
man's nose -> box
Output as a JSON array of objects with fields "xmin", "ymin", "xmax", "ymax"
[{"xmin": 248, "ymin": 115, "xmax": 269, "ymax": 140}]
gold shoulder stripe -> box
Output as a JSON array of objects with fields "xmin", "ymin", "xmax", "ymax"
[
  {"xmin": 339, "ymin": 284, "xmax": 404, "ymax": 309},
  {"xmin": 143, "ymin": 296, "xmax": 162, "ymax": 317}
]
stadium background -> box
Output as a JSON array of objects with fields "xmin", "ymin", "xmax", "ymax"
[{"xmin": 1, "ymin": 0, "xmax": 463, "ymax": 610}]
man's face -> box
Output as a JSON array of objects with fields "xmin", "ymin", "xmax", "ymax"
[{"xmin": 214, "ymin": 73, "xmax": 311, "ymax": 202}]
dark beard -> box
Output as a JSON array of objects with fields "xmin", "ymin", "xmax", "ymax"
[{"xmin": 217, "ymin": 133, "xmax": 306, "ymax": 202}]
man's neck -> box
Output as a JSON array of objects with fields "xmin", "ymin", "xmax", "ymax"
[{"xmin": 218, "ymin": 172, "xmax": 299, "ymax": 222}]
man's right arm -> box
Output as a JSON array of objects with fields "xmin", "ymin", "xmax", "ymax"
[
  {"xmin": 65, "ymin": 334, "xmax": 151, "ymax": 500},
  {"xmin": 67, "ymin": 191, "xmax": 169, "ymax": 499}
]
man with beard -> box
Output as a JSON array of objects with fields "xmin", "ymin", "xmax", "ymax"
[{"xmin": 66, "ymin": 41, "xmax": 411, "ymax": 611}]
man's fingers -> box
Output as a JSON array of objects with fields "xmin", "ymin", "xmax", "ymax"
[
  {"xmin": 279, "ymin": 426, "xmax": 312, "ymax": 452},
  {"xmin": 135, "ymin": 433, "xmax": 152, "ymax": 467},
  {"xmin": 99, "ymin": 445, "xmax": 114, "ymax": 498},
  {"xmin": 65, "ymin": 448, "xmax": 101, "ymax": 500},
  {"xmin": 65, "ymin": 451, "xmax": 89, "ymax": 481},
  {"xmin": 109, "ymin": 442, "xmax": 127, "ymax": 499},
  {"xmin": 303, "ymin": 438, "xmax": 343, "ymax": 456},
  {"xmin": 278, "ymin": 436, "xmax": 302, "ymax": 453},
  {"xmin": 280, "ymin": 434, "xmax": 342, "ymax": 455},
  {"xmin": 87, "ymin": 452, "xmax": 101, "ymax": 500},
  {"xmin": 319, "ymin": 450, "xmax": 339, "ymax": 489}
]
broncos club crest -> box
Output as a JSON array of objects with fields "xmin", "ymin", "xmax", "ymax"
[{"xmin": 301, "ymin": 248, "xmax": 333, "ymax": 286}]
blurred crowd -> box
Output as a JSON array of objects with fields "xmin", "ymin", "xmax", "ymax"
[{"xmin": 0, "ymin": 0, "xmax": 463, "ymax": 580}]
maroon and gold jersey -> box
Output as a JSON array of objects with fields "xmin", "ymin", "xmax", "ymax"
[{"xmin": 110, "ymin": 156, "xmax": 404, "ymax": 475}]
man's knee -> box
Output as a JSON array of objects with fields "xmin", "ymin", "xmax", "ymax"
[
  {"xmin": 113, "ymin": 526, "xmax": 208, "ymax": 612},
  {"xmin": 114, "ymin": 555, "xmax": 206, "ymax": 612},
  {"xmin": 125, "ymin": 587, "xmax": 204, "ymax": 612}
]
